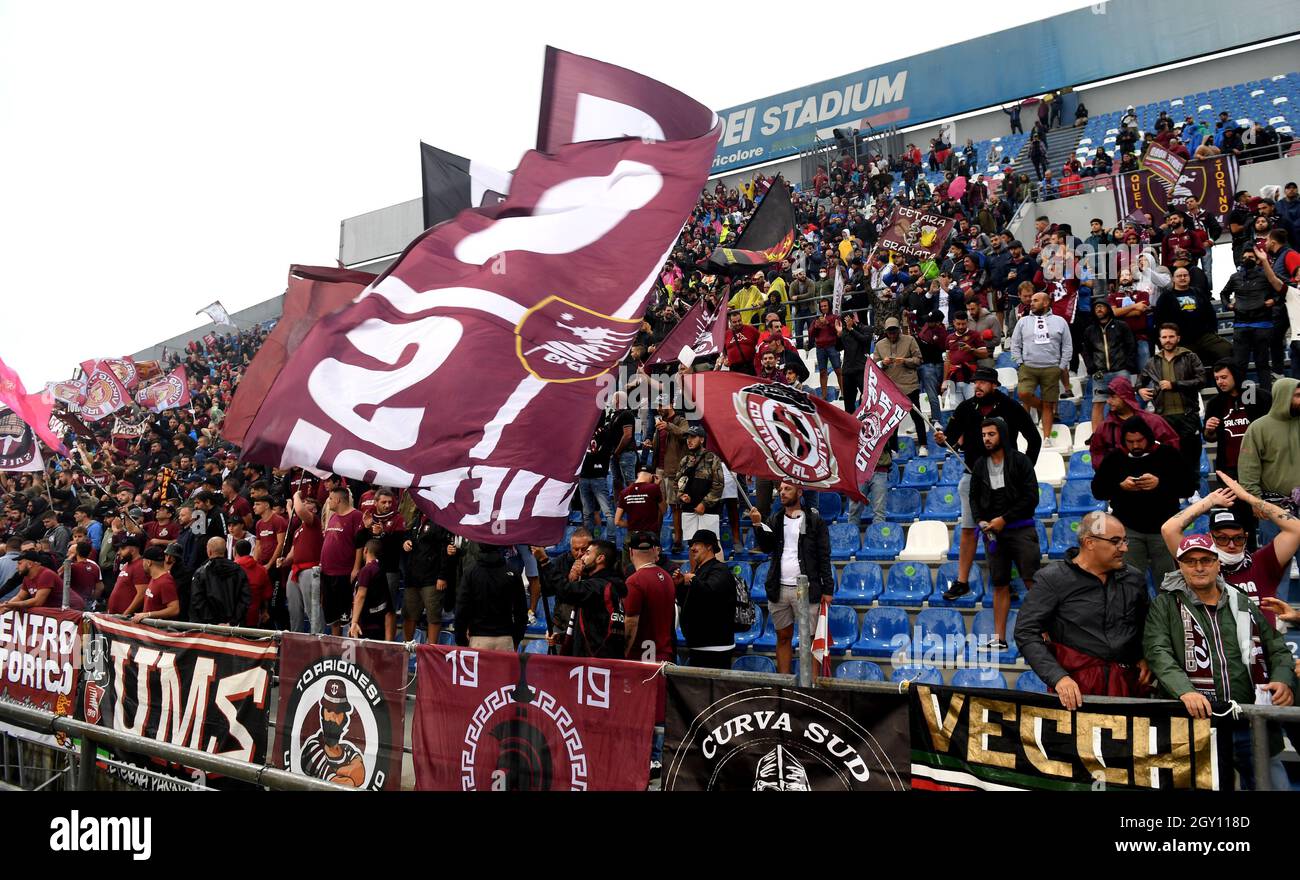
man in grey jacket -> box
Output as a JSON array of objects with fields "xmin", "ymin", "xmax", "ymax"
[{"xmin": 1009, "ymin": 291, "xmax": 1072, "ymax": 440}]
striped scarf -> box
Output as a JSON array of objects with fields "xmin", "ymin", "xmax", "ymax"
[{"xmin": 1177, "ymin": 585, "xmax": 1269, "ymax": 701}]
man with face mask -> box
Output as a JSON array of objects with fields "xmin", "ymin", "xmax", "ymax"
[
  {"xmin": 1219, "ymin": 246, "xmax": 1277, "ymax": 391},
  {"xmin": 1236, "ymin": 377, "xmax": 1300, "ymax": 553},
  {"xmin": 301, "ymin": 678, "xmax": 365, "ymax": 787},
  {"xmin": 1092, "ymin": 416, "xmax": 1189, "ymax": 587}
]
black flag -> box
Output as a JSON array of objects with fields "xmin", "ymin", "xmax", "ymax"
[
  {"xmin": 420, "ymin": 143, "xmax": 512, "ymax": 229},
  {"xmin": 708, "ymin": 178, "xmax": 795, "ymax": 268}
]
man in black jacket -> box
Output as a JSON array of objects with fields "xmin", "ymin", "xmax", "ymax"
[
  {"xmin": 676, "ymin": 530, "xmax": 736, "ymax": 669},
  {"xmin": 403, "ymin": 517, "xmax": 454, "ymax": 642},
  {"xmin": 936, "ymin": 368, "xmax": 1040, "ymax": 602},
  {"xmin": 749, "ymin": 480, "xmax": 834, "ymax": 674},
  {"xmin": 1015, "ymin": 510, "xmax": 1151, "ymax": 709},
  {"xmin": 534, "ymin": 527, "xmax": 593, "ymax": 646},
  {"xmin": 1203, "ymin": 360, "xmax": 1272, "ymax": 544},
  {"xmin": 1080, "ymin": 300, "xmax": 1136, "ymax": 431},
  {"xmin": 557, "ymin": 540, "xmax": 627, "ymax": 659},
  {"xmin": 969, "ymin": 418, "xmax": 1041, "ymax": 651},
  {"xmin": 454, "ymin": 543, "xmax": 527, "ymax": 651},
  {"xmin": 838, "ymin": 311, "xmax": 872, "ymax": 412},
  {"xmin": 1218, "ymin": 249, "xmax": 1277, "ymax": 391},
  {"xmin": 190, "ymin": 537, "xmax": 251, "ymax": 626}
]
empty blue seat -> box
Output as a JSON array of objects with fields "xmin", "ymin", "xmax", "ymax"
[
  {"xmin": 860, "ymin": 522, "xmax": 904, "ymax": 559},
  {"xmin": 931, "ymin": 561, "xmax": 985, "ymax": 607},
  {"xmin": 436, "ymin": 630, "xmax": 457, "ymax": 646},
  {"xmin": 752, "ymin": 615, "xmax": 778, "ymax": 651},
  {"xmin": 1067, "ymin": 451, "xmax": 1095, "ymax": 478},
  {"xmin": 527, "ymin": 596, "xmax": 555, "ymax": 635},
  {"xmin": 850, "ymin": 607, "xmax": 909, "ymax": 657},
  {"xmin": 880, "ymin": 562, "xmax": 932, "ymax": 606},
  {"xmin": 895, "ymin": 435, "xmax": 917, "ymax": 462},
  {"xmin": 890, "ymin": 665, "xmax": 944, "ymax": 685},
  {"xmin": 834, "ymin": 660, "xmax": 885, "ymax": 681},
  {"xmin": 828, "ymin": 605, "xmax": 858, "ymax": 655},
  {"xmin": 734, "ymin": 610, "xmax": 765, "ymax": 648},
  {"xmin": 970, "ymin": 609, "xmax": 1019, "ymax": 663},
  {"xmin": 828, "ymin": 522, "xmax": 862, "ymax": 559},
  {"xmin": 523, "ymin": 638, "xmax": 550, "ymax": 654},
  {"xmin": 1057, "ymin": 399, "xmax": 1078, "ymax": 426},
  {"xmin": 924, "ymin": 487, "xmax": 961, "ymax": 522},
  {"xmin": 952, "ymin": 667, "xmax": 1008, "ymax": 689},
  {"xmin": 1048, "ymin": 516, "xmax": 1083, "ymax": 558},
  {"xmin": 899, "ymin": 459, "xmax": 938, "ymax": 489},
  {"xmin": 913, "ymin": 608, "xmax": 966, "ymax": 664},
  {"xmin": 1059, "ymin": 479, "xmax": 1105, "ymax": 515},
  {"xmin": 749, "ymin": 561, "xmax": 771, "ymax": 601},
  {"xmin": 1016, "ymin": 669, "xmax": 1049, "ymax": 694},
  {"xmin": 1181, "ymin": 515, "xmax": 1208, "ymax": 535},
  {"xmin": 1035, "ymin": 482, "xmax": 1057, "ymax": 518},
  {"xmin": 816, "ymin": 492, "xmax": 843, "ymax": 522},
  {"xmin": 885, "ymin": 488, "xmax": 922, "ymax": 522},
  {"xmin": 995, "ymin": 351, "xmax": 1015, "ymax": 368},
  {"xmin": 732, "ymin": 655, "xmax": 777, "ymax": 674},
  {"xmin": 836, "ymin": 561, "xmax": 883, "ymax": 605},
  {"xmin": 948, "ymin": 525, "xmax": 986, "ymax": 560}
]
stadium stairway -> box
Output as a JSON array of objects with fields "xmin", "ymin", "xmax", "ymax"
[{"xmin": 1009, "ymin": 124, "xmax": 1084, "ymax": 181}]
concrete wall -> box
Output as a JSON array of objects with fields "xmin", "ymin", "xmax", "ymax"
[{"xmin": 339, "ymin": 197, "xmax": 422, "ymax": 269}]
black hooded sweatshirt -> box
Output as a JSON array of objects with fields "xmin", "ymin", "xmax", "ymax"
[
  {"xmin": 1081, "ymin": 302, "xmax": 1136, "ymax": 374},
  {"xmin": 969, "ymin": 418, "xmax": 1039, "ymax": 526}
]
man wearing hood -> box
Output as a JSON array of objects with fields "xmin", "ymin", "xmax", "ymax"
[
  {"xmin": 1143, "ymin": 534, "xmax": 1295, "ymax": 789},
  {"xmin": 1092, "ymin": 416, "xmax": 1190, "ymax": 587},
  {"xmin": 1015, "ymin": 511, "xmax": 1151, "ymax": 708},
  {"xmin": 1219, "ymin": 245, "xmax": 1277, "ymax": 391},
  {"xmin": 1089, "ymin": 375, "xmax": 1179, "ymax": 469},
  {"xmin": 969, "ymin": 418, "xmax": 1041, "ymax": 651},
  {"xmin": 556, "ymin": 540, "xmax": 627, "ymax": 659},
  {"xmin": 1203, "ymin": 359, "xmax": 1272, "ymax": 540},
  {"xmin": 1237, "ymin": 377, "xmax": 1300, "ymax": 551},
  {"xmin": 1080, "ymin": 300, "xmax": 1136, "ymax": 433},
  {"xmin": 1138, "ymin": 324, "xmax": 1205, "ymax": 483}
]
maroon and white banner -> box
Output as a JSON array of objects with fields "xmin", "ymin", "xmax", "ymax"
[
  {"xmin": 878, "ymin": 206, "xmax": 955, "ymax": 260},
  {"xmin": 412, "ymin": 644, "xmax": 656, "ymax": 791},
  {"xmin": 274, "ymin": 633, "xmax": 406, "ymax": 791},
  {"xmin": 45, "ymin": 379, "xmax": 86, "ymax": 408},
  {"xmin": 134, "ymin": 359, "xmax": 165, "ymax": 384},
  {"xmin": 0, "ymin": 607, "xmax": 81, "ymax": 715},
  {"xmin": 682, "ymin": 372, "xmax": 868, "ymax": 500},
  {"xmin": 81, "ymin": 356, "xmax": 139, "ymax": 391},
  {"xmin": 111, "ymin": 415, "xmax": 149, "ymax": 440},
  {"xmin": 134, "ymin": 366, "xmax": 190, "ymax": 413},
  {"xmin": 645, "ymin": 298, "xmax": 727, "ymax": 367},
  {"xmin": 0, "ymin": 355, "xmax": 67, "ymax": 455},
  {"xmin": 853, "ymin": 359, "xmax": 913, "ymax": 478},
  {"xmin": 80, "ymin": 361, "xmax": 133, "ymax": 422},
  {"xmin": 0, "ymin": 409, "xmax": 44, "ymax": 471},
  {"xmin": 240, "ymin": 49, "xmax": 720, "ymax": 544}
]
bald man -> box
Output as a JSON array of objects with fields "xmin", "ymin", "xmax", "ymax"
[{"xmin": 190, "ymin": 535, "xmax": 252, "ymax": 625}]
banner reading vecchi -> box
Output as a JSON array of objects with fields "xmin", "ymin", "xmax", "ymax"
[
  {"xmin": 413, "ymin": 644, "xmax": 656, "ymax": 791},
  {"xmin": 81, "ymin": 615, "xmax": 277, "ymax": 790},
  {"xmin": 663, "ymin": 675, "xmax": 910, "ymax": 791},
  {"xmin": 910, "ymin": 684, "xmax": 1234, "ymax": 791},
  {"xmin": 274, "ymin": 633, "xmax": 405, "ymax": 791}
]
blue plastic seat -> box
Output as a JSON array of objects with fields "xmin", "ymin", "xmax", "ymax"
[
  {"xmin": 995, "ymin": 351, "xmax": 1015, "ymax": 368},
  {"xmin": 527, "ymin": 596, "xmax": 555, "ymax": 635},
  {"xmin": 436, "ymin": 630, "xmax": 457, "ymax": 646},
  {"xmin": 749, "ymin": 562, "xmax": 769, "ymax": 601},
  {"xmin": 1057, "ymin": 399, "xmax": 1078, "ymax": 426},
  {"xmin": 732, "ymin": 655, "xmax": 777, "ymax": 674},
  {"xmin": 924, "ymin": 487, "xmax": 961, "ymax": 522},
  {"xmin": 860, "ymin": 522, "xmax": 904, "ymax": 559},
  {"xmin": 1181, "ymin": 515, "xmax": 1209, "ymax": 535},
  {"xmin": 816, "ymin": 491, "xmax": 843, "ymax": 522},
  {"xmin": 1048, "ymin": 516, "xmax": 1083, "ymax": 558},
  {"xmin": 850, "ymin": 607, "xmax": 909, "ymax": 657},
  {"xmin": 828, "ymin": 605, "xmax": 859, "ymax": 655},
  {"xmin": 880, "ymin": 561, "xmax": 932, "ymax": 606},
  {"xmin": 970, "ymin": 609, "xmax": 1020, "ymax": 663},
  {"xmin": 1059, "ymin": 479, "xmax": 1105, "ymax": 515},
  {"xmin": 1067, "ymin": 450, "xmax": 1095, "ymax": 479},
  {"xmin": 1034, "ymin": 482, "xmax": 1057, "ymax": 518},
  {"xmin": 752, "ymin": 615, "xmax": 778, "ymax": 651},
  {"xmin": 1199, "ymin": 448, "xmax": 1210, "ymax": 476},
  {"xmin": 734, "ymin": 610, "xmax": 765, "ymax": 648},
  {"xmin": 1016, "ymin": 669, "xmax": 1050, "ymax": 694},
  {"xmin": 522, "ymin": 638, "xmax": 550, "ymax": 654},
  {"xmin": 836, "ymin": 561, "xmax": 883, "ymax": 605},
  {"xmin": 952, "ymin": 667, "xmax": 1008, "ymax": 689},
  {"xmin": 834, "ymin": 660, "xmax": 885, "ymax": 681},
  {"xmin": 948, "ymin": 525, "xmax": 986, "ymax": 560},
  {"xmin": 931, "ymin": 561, "xmax": 985, "ymax": 607},
  {"xmin": 895, "ymin": 435, "xmax": 917, "ymax": 462},
  {"xmin": 828, "ymin": 522, "xmax": 862, "ymax": 559},
  {"xmin": 899, "ymin": 459, "xmax": 938, "ymax": 489},
  {"xmin": 913, "ymin": 608, "xmax": 966, "ymax": 664},
  {"xmin": 890, "ymin": 665, "xmax": 943, "ymax": 685},
  {"xmin": 937, "ymin": 456, "xmax": 963, "ymax": 485},
  {"xmin": 885, "ymin": 488, "xmax": 922, "ymax": 522}
]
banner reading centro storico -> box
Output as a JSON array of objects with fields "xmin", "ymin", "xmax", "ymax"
[
  {"xmin": 878, "ymin": 206, "xmax": 955, "ymax": 260},
  {"xmin": 0, "ymin": 608, "xmax": 81, "ymax": 747},
  {"xmin": 412, "ymin": 644, "xmax": 656, "ymax": 791},
  {"xmin": 909, "ymin": 684, "xmax": 1234, "ymax": 791}
]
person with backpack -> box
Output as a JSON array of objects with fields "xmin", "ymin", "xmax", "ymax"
[
  {"xmin": 556, "ymin": 540, "xmax": 628, "ymax": 659},
  {"xmin": 675, "ymin": 529, "xmax": 744, "ymax": 670}
]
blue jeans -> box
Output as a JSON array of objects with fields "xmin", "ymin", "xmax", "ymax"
[
  {"xmin": 793, "ymin": 305, "xmax": 812, "ymax": 349},
  {"xmin": 617, "ymin": 451, "xmax": 636, "ymax": 485},
  {"xmin": 1232, "ymin": 725, "xmax": 1290, "ymax": 790},
  {"xmin": 919, "ymin": 363, "xmax": 942, "ymax": 419},
  {"xmin": 847, "ymin": 472, "xmax": 889, "ymax": 525},
  {"xmin": 651, "ymin": 724, "xmax": 664, "ymax": 766},
  {"xmin": 816, "ymin": 346, "xmax": 842, "ymax": 373},
  {"xmin": 1134, "ymin": 339, "xmax": 1151, "ymax": 374},
  {"xmin": 579, "ymin": 476, "xmax": 613, "ymax": 534}
]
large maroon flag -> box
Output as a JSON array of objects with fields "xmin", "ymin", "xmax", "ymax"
[
  {"xmin": 682, "ymin": 372, "xmax": 867, "ymax": 501},
  {"xmin": 224, "ymin": 265, "xmax": 375, "ymax": 448},
  {"xmin": 79, "ymin": 361, "xmax": 132, "ymax": 422},
  {"xmin": 0, "ymin": 356, "xmax": 68, "ymax": 454},
  {"xmin": 80, "ymin": 356, "xmax": 139, "ymax": 391},
  {"xmin": 645, "ymin": 298, "xmax": 727, "ymax": 367},
  {"xmin": 853, "ymin": 359, "xmax": 913, "ymax": 479},
  {"xmin": 413, "ymin": 644, "xmax": 656, "ymax": 791},
  {"xmin": 239, "ymin": 50, "xmax": 719, "ymax": 544}
]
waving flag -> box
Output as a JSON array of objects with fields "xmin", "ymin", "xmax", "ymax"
[
  {"xmin": 80, "ymin": 357, "xmax": 139, "ymax": 391},
  {"xmin": 1142, "ymin": 144, "xmax": 1186, "ymax": 192},
  {"xmin": 239, "ymin": 48, "xmax": 720, "ymax": 544},
  {"xmin": 198, "ymin": 300, "xmax": 235, "ymax": 327},
  {"xmin": 853, "ymin": 359, "xmax": 913, "ymax": 480},
  {"xmin": 134, "ymin": 367, "xmax": 191, "ymax": 413},
  {"xmin": 80, "ymin": 361, "xmax": 133, "ymax": 422},
  {"xmin": 421, "ymin": 143, "xmax": 513, "ymax": 230},
  {"xmin": 811, "ymin": 597, "xmax": 832, "ymax": 677},
  {"xmin": 0, "ymin": 410, "xmax": 44, "ymax": 472},
  {"xmin": 0, "ymin": 356, "xmax": 67, "ymax": 455},
  {"xmin": 645, "ymin": 298, "xmax": 727, "ymax": 368},
  {"xmin": 45, "ymin": 379, "xmax": 87, "ymax": 408},
  {"xmin": 708, "ymin": 179, "xmax": 795, "ymax": 268}
]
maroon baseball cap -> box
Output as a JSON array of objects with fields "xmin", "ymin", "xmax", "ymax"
[
  {"xmin": 1176, "ymin": 534, "xmax": 1216, "ymax": 559},
  {"xmin": 321, "ymin": 677, "xmax": 352, "ymax": 712}
]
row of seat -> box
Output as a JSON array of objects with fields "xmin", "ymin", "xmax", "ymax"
[{"xmin": 731, "ymin": 655, "xmax": 1050, "ymax": 692}]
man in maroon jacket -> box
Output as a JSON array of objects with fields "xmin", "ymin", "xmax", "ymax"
[{"xmin": 724, "ymin": 309, "xmax": 760, "ymax": 374}]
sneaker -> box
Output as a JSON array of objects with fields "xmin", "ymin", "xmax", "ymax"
[
  {"xmin": 941, "ymin": 580, "xmax": 970, "ymax": 601},
  {"xmin": 985, "ymin": 638, "xmax": 1009, "ymax": 652},
  {"xmin": 649, "ymin": 760, "xmax": 662, "ymax": 780},
  {"xmin": 917, "ymin": 446, "xmax": 929, "ymax": 458}
]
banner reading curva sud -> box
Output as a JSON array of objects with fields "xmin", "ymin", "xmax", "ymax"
[
  {"xmin": 412, "ymin": 644, "xmax": 657, "ymax": 791},
  {"xmin": 910, "ymin": 684, "xmax": 1234, "ymax": 791},
  {"xmin": 81, "ymin": 615, "xmax": 277, "ymax": 790},
  {"xmin": 274, "ymin": 633, "xmax": 405, "ymax": 791},
  {"xmin": 0, "ymin": 607, "xmax": 81, "ymax": 747},
  {"xmin": 663, "ymin": 674, "xmax": 910, "ymax": 791}
]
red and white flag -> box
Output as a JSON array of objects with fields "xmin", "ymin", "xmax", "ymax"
[
  {"xmin": 1143, "ymin": 144, "xmax": 1186, "ymax": 192},
  {"xmin": 645, "ymin": 298, "xmax": 727, "ymax": 368},
  {"xmin": 45, "ymin": 379, "xmax": 87, "ymax": 408},
  {"xmin": 811, "ymin": 596, "xmax": 833, "ymax": 677},
  {"xmin": 238, "ymin": 48, "xmax": 720, "ymax": 545},
  {"xmin": 81, "ymin": 356, "xmax": 139, "ymax": 391},
  {"xmin": 80, "ymin": 361, "xmax": 133, "ymax": 422},
  {"xmin": 134, "ymin": 366, "xmax": 191, "ymax": 413},
  {"xmin": 853, "ymin": 358, "xmax": 913, "ymax": 480},
  {"xmin": 0, "ymin": 356, "xmax": 67, "ymax": 454}
]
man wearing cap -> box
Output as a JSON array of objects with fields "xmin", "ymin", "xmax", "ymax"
[
  {"xmin": 675, "ymin": 529, "xmax": 737, "ymax": 670},
  {"xmin": 675, "ymin": 427, "xmax": 724, "ymax": 548},
  {"xmin": 143, "ymin": 503, "xmax": 179, "ymax": 550},
  {"xmin": 133, "ymin": 545, "xmax": 180, "ymax": 622},
  {"xmin": 1144, "ymin": 533, "xmax": 1295, "ymax": 789},
  {"xmin": 107, "ymin": 535, "xmax": 149, "ymax": 616},
  {"xmin": 1017, "ymin": 512, "xmax": 1151, "ymax": 708},
  {"xmin": 749, "ymin": 480, "xmax": 833, "ymax": 674},
  {"xmin": 872, "ymin": 317, "xmax": 927, "ymax": 452},
  {"xmin": 624, "ymin": 531, "xmax": 676, "ymax": 669},
  {"xmin": 302, "ymin": 677, "xmax": 365, "ymax": 787},
  {"xmin": 0, "ymin": 550, "xmax": 81, "ymax": 611},
  {"xmin": 1010, "ymin": 290, "xmax": 1072, "ymax": 439}
]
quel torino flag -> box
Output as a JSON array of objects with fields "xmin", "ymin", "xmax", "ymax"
[
  {"xmin": 645, "ymin": 298, "xmax": 727, "ymax": 368},
  {"xmin": 0, "ymin": 356, "xmax": 67, "ymax": 454},
  {"xmin": 853, "ymin": 358, "xmax": 913, "ymax": 479},
  {"xmin": 239, "ymin": 49, "xmax": 720, "ymax": 544}
]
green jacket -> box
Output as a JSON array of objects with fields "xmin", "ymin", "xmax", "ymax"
[{"xmin": 1238, "ymin": 376, "xmax": 1300, "ymax": 498}]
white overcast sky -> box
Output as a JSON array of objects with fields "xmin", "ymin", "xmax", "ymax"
[{"xmin": 0, "ymin": 0, "xmax": 1091, "ymax": 388}]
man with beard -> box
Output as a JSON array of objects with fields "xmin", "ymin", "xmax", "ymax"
[
  {"xmin": 106, "ymin": 535, "xmax": 149, "ymax": 615},
  {"xmin": 1016, "ymin": 511, "xmax": 1151, "ymax": 708},
  {"xmin": 936, "ymin": 368, "xmax": 1039, "ymax": 602},
  {"xmin": 1010, "ymin": 291, "xmax": 1072, "ymax": 438},
  {"xmin": 0, "ymin": 550, "xmax": 81, "ymax": 611},
  {"xmin": 1138, "ymin": 324, "xmax": 1206, "ymax": 488},
  {"xmin": 724, "ymin": 310, "xmax": 760, "ymax": 375},
  {"xmin": 1153, "ymin": 267, "xmax": 1231, "ymax": 365},
  {"xmin": 675, "ymin": 427, "xmax": 724, "ymax": 545},
  {"xmin": 142, "ymin": 503, "xmax": 179, "ymax": 550},
  {"xmin": 361, "ymin": 488, "xmax": 405, "ymax": 640},
  {"xmin": 133, "ymin": 545, "xmax": 180, "ymax": 623},
  {"xmin": 403, "ymin": 517, "xmax": 454, "ymax": 643},
  {"xmin": 320, "ymin": 484, "xmax": 364, "ymax": 635},
  {"xmin": 301, "ymin": 678, "xmax": 365, "ymax": 788},
  {"xmin": 1203, "ymin": 360, "xmax": 1272, "ymax": 542},
  {"xmin": 556, "ymin": 540, "xmax": 627, "ymax": 659},
  {"xmin": 1080, "ymin": 300, "xmax": 1136, "ymax": 433},
  {"xmin": 534, "ymin": 527, "xmax": 592, "ymax": 648},
  {"xmin": 1238, "ymin": 377, "xmax": 1300, "ymax": 552}
]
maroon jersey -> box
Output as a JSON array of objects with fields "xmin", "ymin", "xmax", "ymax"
[
  {"xmin": 226, "ymin": 494, "xmax": 253, "ymax": 526},
  {"xmin": 290, "ymin": 516, "xmax": 324, "ymax": 567},
  {"xmin": 67, "ymin": 559, "xmax": 102, "ymax": 602},
  {"xmin": 321, "ymin": 508, "xmax": 363, "ymax": 576},
  {"xmin": 624, "ymin": 564, "xmax": 677, "ymax": 663},
  {"xmin": 143, "ymin": 572, "xmax": 178, "ymax": 613},
  {"xmin": 19, "ymin": 567, "xmax": 68, "ymax": 608},
  {"xmin": 1223, "ymin": 543, "xmax": 1286, "ymax": 626},
  {"xmin": 618, "ymin": 481, "xmax": 664, "ymax": 532},
  {"xmin": 108, "ymin": 558, "xmax": 149, "ymax": 614},
  {"xmin": 144, "ymin": 520, "xmax": 180, "ymax": 544},
  {"xmin": 254, "ymin": 514, "xmax": 288, "ymax": 565}
]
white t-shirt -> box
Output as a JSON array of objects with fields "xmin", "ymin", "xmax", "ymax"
[{"xmin": 780, "ymin": 512, "xmax": 803, "ymax": 586}]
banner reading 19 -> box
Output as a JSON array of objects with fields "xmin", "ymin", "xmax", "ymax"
[{"xmin": 443, "ymin": 650, "xmax": 611, "ymax": 709}]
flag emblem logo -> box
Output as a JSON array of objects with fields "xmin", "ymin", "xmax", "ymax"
[
  {"xmin": 732, "ymin": 383, "xmax": 838, "ymax": 487},
  {"xmin": 515, "ymin": 296, "xmax": 640, "ymax": 383}
]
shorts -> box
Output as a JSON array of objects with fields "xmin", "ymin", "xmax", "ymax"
[
  {"xmin": 958, "ymin": 473, "xmax": 975, "ymax": 530},
  {"xmin": 469, "ymin": 635, "xmax": 515, "ymax": 652},
  {"xmin": 1091, "ymin": 370, "xmax": 1132, "ymax": 403},
  {"xmin": 986, "ymin": 525, "xmax": 1042, "ymax": 587},
  {"xmin": 1017, "ymin": 364, "xmax": 1061, "ymax": 403},
  {"xmin": 816, "ymin": 346, "xmax": 842, "ymax": 372},
  {"xmin": 768, "ymin": 584, "xmax": 817, "ymax": 631},
  {"xmin": 320, "ymin": 573, "xmax": 353, "ymax": 626},
  {"xmin": 403, "ymin": 583, "xmax": 445, "ymax": 624}
]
